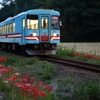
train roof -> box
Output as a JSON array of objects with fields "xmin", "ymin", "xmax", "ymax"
[{"xmin": 0, "ymin": 9, "xmax": 60, "ymax": 26}]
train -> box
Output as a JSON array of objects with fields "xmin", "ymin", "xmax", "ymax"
[{"xmin": 0, "ymin": 9, "xmax": 60, "ymax": 55}]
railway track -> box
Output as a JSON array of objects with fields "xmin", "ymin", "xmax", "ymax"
[
  {"xmin": 0, "ymin": 50, "xmax": 100, "ymax": 72},
  {"xmin": 39, "ymin": 56, "xmax": 100, "ymax": 72}
]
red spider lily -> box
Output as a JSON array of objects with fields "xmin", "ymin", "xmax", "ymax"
[
  {"xmin": 81, "ymin": 54, "xmax": 93, "ymax": 59},
  {"xmin": 8, "ymin": 67, "xmax": 15, "ymax": 73},
  {"xmin": 74, "ymin": 53, "xmax": 81, "ymax": 56},
  {"xmin": 32, "ymin": 87, "xmax": 38, "ymax": 93},
  {"xmin": 92, "ymin": 56, "xmax": 100, "ymax": 60},
  {"xmin": 38, "ymin": 81, "xmax": 43, "ymax": 84},
  {"xmin": 13, "ymin": 83, "xmax": 23, "ymax": 88},
  {"xmin": 8, "ymin": 78, "xmax": 16, "ymax": 81},
  {"xmin": 25, "ymin": 83, "xmax": 31, "ymax": 88},
  {"xmin": 35, "ymin": 92, "xmax": 41, "ymax": 96},
  {"xmin": 0, "ymin": 65, "xmax": 5, "ymax": 68},
  {"xmin": 23, "ymin": 74, "xmax": 30, "ymax": 78},
  {"xmin": 22, "ymin": 75, "xmax": 34, "ymax": 84},
  {"xmin": 33, "ymin": 84, "xmax": 39, "ymax": 88},
  {"xmin": 21, "ymin": 78, "xmax": 28, "ymax": 83},
  {"xmin": 22, "ymin": 93, "xmax": 30, "ymax": 97},
  {"xmin": 7, "ymin": 75, "xmax": 19, "ymax": 81},
  {"xmin": 13, "ymin": 83, "xmax": 20, "ymax": 86},
  {"xmin": 43, "ymin": 85, "xmax": 50, "ymax": 89},
  {"xmin": 33, "ymin": 96, "xmax": 39, "ymax": 99},
  {"xmin": 39, "ymin": 91, "xmax": 46, "ymax": 96},
  {"xmin": 0, "ymin": 68, "xmax": 10, "ymax": 73},
  {"xmin": 25, "ymin": 89, "xmax": 32, "ymax": 92},
  {"xmin": 3, "ymin": 77, "xmax": 8, "ymax": 80},
  {"xmin": 68, "ymin": 52, "xmax": 74, "ymax": 56},
  {"xmin": 12, "ymin": 75, "xmax": 19, "ymax": 79},
  {"xmin": 43, "ymin": 85, "xmax": 54, "ymax": 92},
  {"xmin": 0, "ymin": 57, "xmax": 8, "ymax": 62}
]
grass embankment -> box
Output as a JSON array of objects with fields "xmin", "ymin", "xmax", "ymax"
[
  {"xmin": 0, "ymin": 51, "xmax": 100, "ymax": 100},
  {"xmin": 53, "ymin": 47, "xmax": 100, "ymax": 65}
]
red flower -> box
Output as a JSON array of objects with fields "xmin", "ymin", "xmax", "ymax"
[
  {"xmin": 22, "ymin": 93, "xmax": 30, "ymax": 97},
  {"xmin": 68, "ymin": 52, "xmax": 74, "ymax": 56},
  {"xmin": 0, "ymin": 65, "xmax": 5, "ymax": 68},
  {"xmin": 74, "ymin": 53, "xmax": 81, "ymax": 56},
  {"xmin": 1, "ymin": 68, "xmax": 9, "ymax": 73},
  {"xmin": 0, "ymin": 57, "xmax": 8, "ymax": 62},
  {"xmin": 25, "ymin": 83, "xmax": 31, "ymax": 88},
  {"xmin": 39, "ymin": 92, "xmax": 46, "ymax": 96},
  {"xmin": 48, "ymin": 88, "xmax": 55, "ymax": 92},
  {"xmin": 38, "ymin": 81, "xmax": 43, "ymax": 84},
  {"xmin": 35, "ymin": 92, "xmax": 41, "ymax": 96},
  {"xmin": 21, "ymin": 78, "xmax": 28, "ymax": 83},
  {"xmin": 7, "ymin": 75, "xmax": 19, "ymax": 81},
  {"xmin": 33, "ymin": 96, "xmax": 39, "ymax": 99},
  {"xmin": 8, "ymin": 78, "xmax": 16, "ymax": 81},
  {"xmin": 32, "ymin": 87, "xmax": 38, "ymax": 93},
  {"xmin": 92, "ymin": 56, "xmax": 100, "ymax": 60},
  {"xmin": 25, "ymin": 89, "xmax": 32, "ymax": 92}
]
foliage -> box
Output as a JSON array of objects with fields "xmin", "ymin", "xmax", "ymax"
[
  {"xmin": 0, "ymin": 0, "xmax": 100, "ymax": 42},
  {"xmin": 83, "ymin": 81, "xmax": 100, "ymax": 100},
  {"xmin": 0, "ymin": 56, "xmax": 55, "ymax": 100},
  {"xmin": 39, "ymin": 64, "xmax": 55, "ymax": 80},
  {"xmin": 0, "ymin": 53, "xmax": 100, "ymax": 100},
  {"xmin": 54, "ymin": 47, "xmax": 100, "ymax": 64}
]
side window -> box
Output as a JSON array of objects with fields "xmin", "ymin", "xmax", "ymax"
[
  {"xmin": 13, "ymin": 23, "xmax": 15, "ymax": 32},
  {"xmin": 4, "ymin": 25, "xmax": 6, "ymax": 34},
  {"xmin": 22, "ymin": 19, "xmax": 25, "ymax": 30},
  {"xmin": 2, "ymin": 26, "xmax": 4, "ymax": 34},
  {"xmin": 27, "ymin": 15, "xmax": 38, "ymax": 29},
  {"xmin": 6, "ymin": 25, "xmax": 9, "ymax": 33},
  {"xmin": 0, "ymin": 27, "xmax": 2, "ymax": 34},
  {"xmin": 10, "ymin": 23, "xmax": 13, "ymax": 33}
]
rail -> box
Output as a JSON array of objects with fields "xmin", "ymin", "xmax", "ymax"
[{"xmin": 39, "ymin": 56, "xmax": 100, "ymax": 72}]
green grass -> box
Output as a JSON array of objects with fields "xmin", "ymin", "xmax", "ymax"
[
  {"xmin": 0, "ymin": 52, "xmax": 100, "ymax": 100},
  {"xmin": 53, "ymin": 47, "xmax": 100, "ymax": 65}
]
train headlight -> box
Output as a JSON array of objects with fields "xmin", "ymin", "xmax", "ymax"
[
  {"xmin": 30, "ymin": 33, "xmax": 37, "ymax": 36},
  {"xmin": 53, "ymin": 33, "xmax": 57, "ymax": 36}
]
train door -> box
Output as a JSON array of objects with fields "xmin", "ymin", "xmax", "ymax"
[{"xmin": 40, "ymin": 16, "xmax": 49, "ymax": 42}]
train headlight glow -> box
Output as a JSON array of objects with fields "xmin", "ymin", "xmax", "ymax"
[
  {"xmin": 53, "ymin": 33, "xmax": 57, "ymax": 36},
  {"xmin": 30, "ymin": 33, "xmax": 37, "ymax": 36}
]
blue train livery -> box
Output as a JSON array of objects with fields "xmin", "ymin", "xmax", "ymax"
[{"xmin": 0, "ymin": 9, "xmax": 60, "ymax": 55}]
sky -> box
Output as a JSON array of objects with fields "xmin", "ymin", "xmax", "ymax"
[{"xmin": 0, "ymin": 0, "xmax": 3, "ymax": 9}]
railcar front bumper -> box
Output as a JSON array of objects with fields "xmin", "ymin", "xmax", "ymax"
[{"xmin": 26, "ymin": 49, "xmax": 57, "ymax": 55}]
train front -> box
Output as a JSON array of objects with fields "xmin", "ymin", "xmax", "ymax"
[{"xmin": 25, "ymin": 9, "xmax": 60, "ymax": 55}]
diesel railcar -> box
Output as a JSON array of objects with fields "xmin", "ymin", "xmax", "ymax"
[{"xmin": 0, "ymin": 9, "xmax": 60, "ymax": 55}]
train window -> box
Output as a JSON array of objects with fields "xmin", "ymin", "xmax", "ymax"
[
  {"xmin": 6, "ymin": 25, "xmax": 9, "ymax": 33},
  {"xmin": 4, "ymin": 25, "xmax": 6, "ymax": 34},
  {"xmin": 13, "ymin": 23, "xmax": 15, "ymax": 32},
  {"xmin": 51, "ymin": 16, "xmax": 59, "ymax": 30},
  {"xmin": 9, "ymin": 23, "xmax": 13, "ymax": 33},
  {"xmin": 41, "ymin": 18, "xmax": 48, "ymax": 29},
  {"xmin": 2, "ymin": 26, "xmax": 4, "ymax": 34},
  {"xmin": 22, "ymin": 19, "xmax": 25, "ymax": 30},
  {"xmin": 27, "ymin": 15, "xmax": 38, "ymax": 29},
  {"xmin": 0, "ymin": 27, "xmax": 2, "ymax": 34}
]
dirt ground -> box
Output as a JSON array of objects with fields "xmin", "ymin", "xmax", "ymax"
[{"xmin": 57, "ymin": 43, "xmax": 100, "ymax": 56}]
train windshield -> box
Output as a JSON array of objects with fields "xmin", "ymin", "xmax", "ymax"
[
  {"xmin": 51, "ymin": 16, "xmax": 59, "ymax": 30},
  {"xmin": 27, "ymin": 15, "xmax": 38, "ymax": 29}
]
